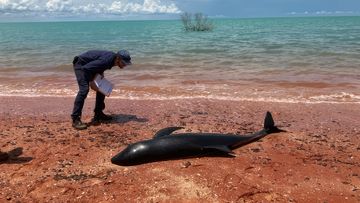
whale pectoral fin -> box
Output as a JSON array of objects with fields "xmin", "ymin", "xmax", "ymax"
[
  {"xmin": 203, "ymin": 145, "xmax": 236, "ymax": 156},
  {"xmin": 154, "ymin": 127, "xmax": 184, "ymax": 138}
]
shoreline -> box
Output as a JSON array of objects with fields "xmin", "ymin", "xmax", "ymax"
[
  {"xmin": 0, "ymin": 94, "xmax": 359, "ymax": 104},
  {"xmin": 1, "ymin": 96, "xmax": 359, "ymax": 202}
]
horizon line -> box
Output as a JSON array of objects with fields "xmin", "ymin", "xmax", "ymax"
[{"xmin": 0, "ymin": 14, "xmax": 359, "ymax": 23}]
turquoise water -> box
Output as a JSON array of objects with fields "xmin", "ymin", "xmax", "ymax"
[{"xmin": 0, "ymin": 16, "xmax": 359, "ymax": 102}]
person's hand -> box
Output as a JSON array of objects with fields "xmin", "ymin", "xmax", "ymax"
[{"xmin": 89, "ymin": 81, "xmax": 99, "ymax": 92}]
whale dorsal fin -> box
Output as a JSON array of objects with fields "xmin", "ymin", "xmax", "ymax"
[
  {"xmin": 154, "ymin": 127, "xmax": 184, "ymax": 138},
  {"xmin": 203, "ymin": 145, "xmax": 235, "ymax": 156}
]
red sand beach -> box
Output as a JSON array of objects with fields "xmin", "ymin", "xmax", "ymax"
[{"xmin": 0, "ymin": 96, "xmax": 359, "ymax": 202}]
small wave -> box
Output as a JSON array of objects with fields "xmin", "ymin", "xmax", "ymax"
[
  {"xmin": 0, "ymin": 85, "xmax": 359, "ymax": 104},
  {"xmin": 0, "ymin": 87, "xmax": 76, "ymax": 97},
  {"xmin": 107, "ymin": 95, "xmax": 360, "ymax": 104},
  {"xmin": 1, "ymin": 93, "xmax": 358, "ymax": 104},
  {"xmin": 308, "ymin": 92, "xmax": 360, "ymax": 102}
]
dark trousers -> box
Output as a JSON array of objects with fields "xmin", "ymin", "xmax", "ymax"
[{"xmin": 71, "ymin": 65, "xmax": 105, "ymax": 120}]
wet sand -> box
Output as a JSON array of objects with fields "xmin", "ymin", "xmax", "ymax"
[
  {"xmin": 0, "ymin": 96, "xmax": 359, "ymax": 202},
  {"xmin": 1, "ymin": 63, "xmax": 359, "ymax": 104}
]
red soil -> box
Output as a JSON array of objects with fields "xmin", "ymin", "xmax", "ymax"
[{"xmin": 0, "ymin": 96, "xmax": 359, "ymax": 202}]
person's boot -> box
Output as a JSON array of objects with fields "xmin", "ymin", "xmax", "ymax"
[
  {"xmin": 72, "ymin": 118, "xmax": 87, "ymax": 130},
  {"xmin": 0, "ymin": 151, "xmax": 9, "ymax": 162},
  {"xmin": 92, "ymin": 112, "xmax": 113, "ymax": 123}
]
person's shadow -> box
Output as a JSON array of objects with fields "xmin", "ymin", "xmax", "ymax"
[
  {"xmin": 0, "ymin": 147, "xmax": 33, "ymax": 164},
  {"xmin": 89, "ymin": 114, "xmax": 148, "ymax": 126},
  {"xmin": 111, "ymin": 114, "xmax": 148, "ymax": 124}
]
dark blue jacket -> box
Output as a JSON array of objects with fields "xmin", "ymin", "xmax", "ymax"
[{"xmin": 76, "ymin": 50, "xmax": 116, "ymax": 74}]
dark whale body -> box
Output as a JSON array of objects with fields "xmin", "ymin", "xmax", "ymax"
[{"xmin": 111, "ymin": 112, "xmax": 283, "ymax": 166}]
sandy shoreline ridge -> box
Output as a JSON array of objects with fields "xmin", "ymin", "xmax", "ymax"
[
  {"xmin": 0, "ymin": 96, "xmax": 359, "ymax": 202},
  {"xmin": 0, "ymin": 93, "xmax": 359, "ymax": 104}
]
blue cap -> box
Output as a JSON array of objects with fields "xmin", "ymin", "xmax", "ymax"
[{"xmin": 117, "ymin": 50, "xmax": 132, "ymax": 65}]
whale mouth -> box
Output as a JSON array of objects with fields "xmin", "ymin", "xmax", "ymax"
[
  {"xmin": 110, "ymin": 155, "xmax": 123, "ymax": 165},
  {"xmin": 111, "ymin": 156, "xmax": 147, "ymax": 166}
]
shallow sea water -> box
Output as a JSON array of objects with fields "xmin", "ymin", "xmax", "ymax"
[{"xmin": 0, "ymin": 16, "xmax": 359, "ymax": 103}]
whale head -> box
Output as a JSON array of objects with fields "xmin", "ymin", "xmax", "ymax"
[{"xmin": 111, "ymin": 142, "xmax": 151, "ymax": 166}]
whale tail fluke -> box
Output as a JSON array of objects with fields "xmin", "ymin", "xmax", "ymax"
[{"xmin": 264, "ymin": 111, "xmax": 285, "ymax": 133}]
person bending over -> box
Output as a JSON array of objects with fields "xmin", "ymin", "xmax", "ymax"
[{"xmin": 71, "ymin": 50, "xmax": 132, "ymax": 130}]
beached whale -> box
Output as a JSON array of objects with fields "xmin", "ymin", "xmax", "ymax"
[{"xmin": 111, "ymin": 112, "xmax": 284, "ymax": 166}]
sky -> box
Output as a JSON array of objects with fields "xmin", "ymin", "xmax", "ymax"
[{"xmin": 0, "ymin": 0, "xmax": 359, "ymax": 22}]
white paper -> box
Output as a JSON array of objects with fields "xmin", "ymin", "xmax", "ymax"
[{"xmin": 93, "ymin": 74, "xmax": 114, "ymax": 97}]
